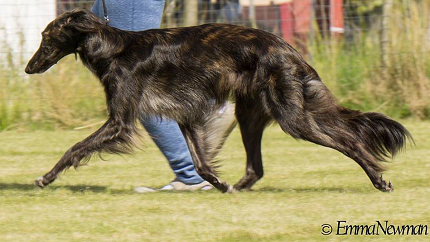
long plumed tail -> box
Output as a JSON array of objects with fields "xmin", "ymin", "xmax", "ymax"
[
  {"xmin": 303, "ymin": 79, "xmax": 413, "ymax": 173},
  {"xmin": 337, "ymin": 109, "xmax": 412, "ymax": 170}
]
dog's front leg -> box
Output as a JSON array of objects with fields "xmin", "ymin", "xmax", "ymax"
[
  {"xmin": 179, "ymin": 123, "xmax": 234, "ymax": 193},
  {"xmin": 35, "ymin": 118, "xmax": 136, "ymax": 188}
]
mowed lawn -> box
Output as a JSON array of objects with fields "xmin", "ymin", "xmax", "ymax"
[{"xmin": 0, "ymin": 120, "xmax": 429, "ymax": 242}]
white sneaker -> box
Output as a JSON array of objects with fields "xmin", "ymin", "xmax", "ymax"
[
  {"xmin": 159, "ymin": 180, "xmax": 213, "ymax": 191},
  {"xmin": 134, "ymin": 180, "xmax": 213, "ymax": 193}
]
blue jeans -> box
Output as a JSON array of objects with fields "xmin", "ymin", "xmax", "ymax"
[
  {"xmin": 92, "ymin": 0, "xmax": 165, "ymax": 31},
  {"xmin": 92, "ymin": 0, "xmax": 204, "ymax": 184}
]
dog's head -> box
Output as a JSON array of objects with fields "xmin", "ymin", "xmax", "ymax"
[{"xmin": 25, "ymin": 9, "xmax": 103, "ymax": 74}]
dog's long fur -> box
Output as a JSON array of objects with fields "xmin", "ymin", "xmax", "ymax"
[{"xmin": 26, "ymin": 9, "xmax": 411, "ymax": 192}]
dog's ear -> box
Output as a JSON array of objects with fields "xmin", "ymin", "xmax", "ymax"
[{"xmin": 62, "ymin": 9, "xmax": 102, "ymax": 33}]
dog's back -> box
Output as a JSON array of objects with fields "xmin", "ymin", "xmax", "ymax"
[{"xmin": 131, "ymin": 23, "xmax": 320, "ymax": 88}]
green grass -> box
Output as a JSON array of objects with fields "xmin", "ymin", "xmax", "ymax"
[{"xmin": 0, "ymin": 120, "xmax": 429, "ymax": 241}]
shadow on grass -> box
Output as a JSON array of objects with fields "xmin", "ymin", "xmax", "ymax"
[
  {"xmin": 0, "ymin": 182, "xmax": 371, "ymax": 194},
  {"xmin": 0, "ymin": 183, "xmax": 37, "ymax": 191},
  {"xmin": 0, "ymin": 182, "xmax": 134, "ymax": 194},
  {"xmin": 256, "ymin": 186, "xmax": 370, "ymax": 193}
]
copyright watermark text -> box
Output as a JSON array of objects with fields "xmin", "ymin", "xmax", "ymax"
[{"xmin": 321, "ymin": 221, "xmax": 428, "ymax": 236}]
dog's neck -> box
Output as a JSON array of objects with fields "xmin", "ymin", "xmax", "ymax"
[{"xmin": 77, "ymin": 29, "xmax": 131, "ymax": 78}]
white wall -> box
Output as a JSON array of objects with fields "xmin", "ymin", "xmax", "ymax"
[{"xmin": 0, "ymin": 0, "xmax": 56, "ymax": 66}]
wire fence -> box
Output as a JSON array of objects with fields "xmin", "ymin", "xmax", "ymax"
[{"xmin": 1, "ymin": 0, "xmax": 430, "ymax": 128}]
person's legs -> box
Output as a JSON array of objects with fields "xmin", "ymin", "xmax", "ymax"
[
  {"xmin": 140, "ymin": 116, "xmax": 205, "ymax": 185},
  {"xmin": 92, "ymin": 0, "xmax": 165, "ymax": 30}
]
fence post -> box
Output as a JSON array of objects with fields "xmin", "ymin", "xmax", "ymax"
[
  {"xmin": 381, "ymin": 0, "xmax": 392, "ymax": 77},
  {"xmin": 249, "ymin": 0, "xmax": 258, "ymax": 28},
  {"xmin": 184, "ymin": 0, "xmax": 198, "ymax": 26}
]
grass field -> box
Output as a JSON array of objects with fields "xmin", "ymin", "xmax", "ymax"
[{"xmin": 0, "ymin": 120, "xmax": 429, "ymax": 241}]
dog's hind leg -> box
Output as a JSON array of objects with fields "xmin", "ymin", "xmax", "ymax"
[
  {"xmin": 34, "ymin": 118, "xmax": 137, "ymax": 188},
  {"xmin": 270, "ymin": 105, "xmax": 392, "ymax": 191},
  {"xmin": 179, "ymin": 123, "xmax": 232, "ymax": 193},
  {"xmin": 233, "ymin": 97, "xmax": 271, "ymax": 191},
  {"xmin": 263, "ymin": 78, "xmax": 409, "ymax": 192}
]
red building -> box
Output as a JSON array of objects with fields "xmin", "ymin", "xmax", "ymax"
[{"xmin": 241, "ymin": 0, "xmax": 344, "ymax": 50}]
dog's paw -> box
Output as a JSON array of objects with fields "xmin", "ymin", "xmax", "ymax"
[
  {"xmin": 34, "ymin": 176, "xmax": 46, "ymax": 189},
  {"xmin": 219, "ymin": 182, "xmax": 234, "ymax": 193},
  {"xmin": 374, "ymin": 175, "xmax": 394, "ymax": 192},
  {"xmin": 381, "ymin": 180, "xmax": 394, "ymax": 192}
]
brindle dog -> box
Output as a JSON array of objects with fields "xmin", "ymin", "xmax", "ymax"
[{"xmin": 26, "ymin": 9, "xmax": 411, "ymax": 193}]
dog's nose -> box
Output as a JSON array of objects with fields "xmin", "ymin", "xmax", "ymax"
[{"xmin": 25, "ymin": 65, "xmax": 33, "ymax": 74}]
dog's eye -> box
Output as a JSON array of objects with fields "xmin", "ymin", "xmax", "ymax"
[
  {"xmin": 41, "ymin": 33, "xmax": 52, "ymax": 42},
  {"xmin": 41, "ymin": 32, "xmax": 51, "ymax": 38}
]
